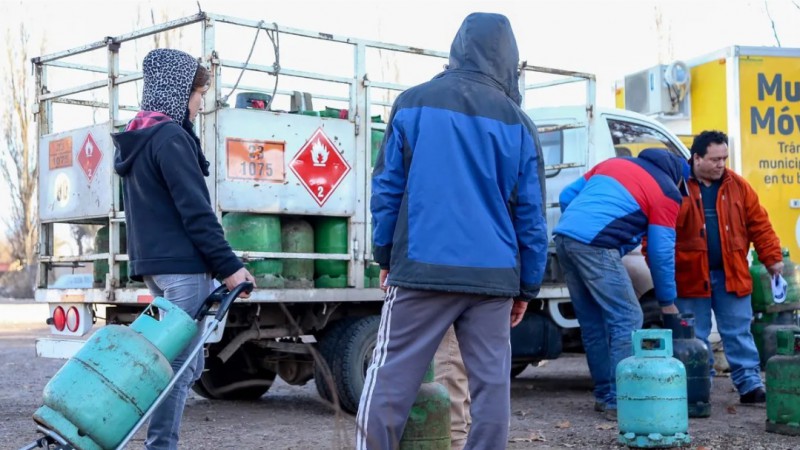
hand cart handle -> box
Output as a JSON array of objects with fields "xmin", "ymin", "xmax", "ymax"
[{"xmin": 194, "ymin": 281, "xmax": 254, "ymax": 321}]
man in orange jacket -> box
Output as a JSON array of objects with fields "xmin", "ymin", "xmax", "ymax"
[{"xmin": 674, "ymin": 130, "xmax": 783, "ymax": 404}]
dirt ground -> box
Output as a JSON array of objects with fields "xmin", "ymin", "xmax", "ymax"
[{"xmin": 2, "ymin": 325, "xmax": 797, "ymax": 450}]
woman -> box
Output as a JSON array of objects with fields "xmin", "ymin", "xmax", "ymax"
[{"xmin": 113, "ymin": 48, "xmax": 255, "ymax": 450}]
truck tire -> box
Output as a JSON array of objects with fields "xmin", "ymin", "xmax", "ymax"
[
  {"xmin": 313, "ymin": 317, "xmax": 359, "ymax": 405},
  {"xmin": 510, "ymin": 363, "xmax": 529, "ymax": 378},
  {"xmin": 332, "ymin": 315, "xmax": 381, "ymax": 414},
  {"xmin": 192, "ymin": 340, "xmax": 276, "ymax": 401}
]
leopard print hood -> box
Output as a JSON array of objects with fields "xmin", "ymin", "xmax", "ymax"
[{"xmin": 140, "ymin": 48, "xmax": 199, "ymax": 123}]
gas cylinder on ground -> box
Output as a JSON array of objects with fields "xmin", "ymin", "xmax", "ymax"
[
  {"xmin": 617, "ymin": 329, "xmax": 691, "ymax": 448},
  {"xmin": 222, "ymin": 213, "xmax": 284, "ymax": 288},
  {"xmin": 93, "ymin": 224, "xmax": 128, "ymax": 288},
  {"xmin": 314, "ymin": 217, "xmax": 348, "ymax": 288},
  {"xmin": 281, "ymin": 218, "xmax": 314, "ymax": 289},
  {"xmin": 762, "ymin": 311, "xmax": 800, "ymax": 367},
  {"xmin": 33, "ymin": 298, "xmax": 196, "ymax": 450},
  {"xmin": 765, "ymin": 329, "xmax": 800, "ymax": 436},
  {"xmin": 753, "ymin": 312, "xmax": 779, "ymax": 364},
  {"xmin": 751, "ymin": 249, "xmax": 800, "ymax": 312},
  {"xmin": 663, "ymin": 313, "xmax": 711, "ymax": 418},
  {"xmin": 399, "ymin": 362, "xmax": 450, "ymax": 450}
]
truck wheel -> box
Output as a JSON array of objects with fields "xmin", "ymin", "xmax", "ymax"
[
  {"xmin": 332, "ymin": 315, "xmax": 381, "ymax": 414},
  {"xmin": 192, "ymin": 341, "xmax": 276, "ymax": 401},
  {"xmin": 313, "ymin": 317, "xmax": 359, "ymax": 405},
  {"xmin": 510, "ymin": 363, "xmax": 529, "ymax": 378}
]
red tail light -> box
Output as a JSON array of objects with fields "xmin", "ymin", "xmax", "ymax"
[
  {"xmin": 66, "ymin": 306, "xmax": 80, "ymax": 333},
  {"xmin": 52, "ymin": 306, "xmax": 66, "ymax": 331}
]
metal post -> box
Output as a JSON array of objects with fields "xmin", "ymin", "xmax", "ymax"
[
  {"xmin": 518, "ymin": 62, "xmax": 527, "ymax": 110},
  {"xmin": 107, "ymin": 39, "xmax": 121, "ymax": 293},
  {"xmin": 202, "ymin": 16, "xmax": 220, "ymax": 218},
  {"xmin": 351, "ymin": 43, "xmax": 368, "ymax": 289},
  {"xmin": 585, "ymin": 76, "xmax": 597, "ymax": 167},
  {"xmin": 35, "ymin": 63, "xmax": 52, "ymax": 290}
]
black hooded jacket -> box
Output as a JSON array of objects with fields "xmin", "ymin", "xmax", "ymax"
[{"xmin": 112, "ymin": 49, "xmax": 242, "ymax": 280}]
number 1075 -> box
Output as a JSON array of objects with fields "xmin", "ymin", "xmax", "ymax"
[{"xmin": 240, "ymin": 161, "xmax": 274, "ymax": 177}]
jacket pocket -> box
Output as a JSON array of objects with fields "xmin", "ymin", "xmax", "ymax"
[{"xmin": 728, "ymin": 200, "xmax": 748, "ymax": 251}]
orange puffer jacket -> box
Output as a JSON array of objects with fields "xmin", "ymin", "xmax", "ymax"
[{"xmin": 674, "ymin": 169, "xmax": 782, "ymax": 298}]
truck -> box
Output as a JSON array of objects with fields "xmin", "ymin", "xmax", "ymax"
[
  {"xmin": 32, "ymin": 11, "xmax": 690, "ymax": 413},
  {"xmin": 618, "ymin": 46, "xmax": 800, "ymax": 261}
]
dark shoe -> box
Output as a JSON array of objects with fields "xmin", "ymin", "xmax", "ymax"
[
  {"xmin": 604, "ymin": 408, "xmax": 618, "ymax": 421},
  {"xmin": 740, "ymin": 387, "xmax": 766, "ymax": 404},
  {"xmin": 594, "ymin": 401, "xmax": 606, "ymax": 412}
]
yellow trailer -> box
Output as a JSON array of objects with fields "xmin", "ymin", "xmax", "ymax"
[{"xmin": 619, "ymin": 46, "xmax": 800, "ymax": 259}]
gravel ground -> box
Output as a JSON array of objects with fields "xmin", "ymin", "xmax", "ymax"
[{"xmin": 2, "ymin": 325, "xmax": 797, "ymax": 450}]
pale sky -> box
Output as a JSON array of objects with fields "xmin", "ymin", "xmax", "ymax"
[{"xmin": 2, "ymin": 0, "xmax": 800, "ymax": 239}]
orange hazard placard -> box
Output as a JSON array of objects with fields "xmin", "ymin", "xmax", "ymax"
[
  {"xmin": 226, "ymin": 138, "xmax": 285, "ymax": 182},
  {"xmin": 49, "ymin": 137, "xmax": 73, "ymax": 170}
]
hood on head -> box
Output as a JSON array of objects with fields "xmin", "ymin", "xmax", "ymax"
[
  {"xmin": 448, "ymin": 12, "xmax": 521, "ymax": 104},
  {"xmin": 140, "ymin": 48, "xmax": 199, "ymax": 123},
  {"xmin": 638, "ymin": 148, "xmax": 691, "ymax": 196}
]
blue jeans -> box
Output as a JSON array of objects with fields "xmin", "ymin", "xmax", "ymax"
[
  {"xmin": 555, "ymin": 235, "xmax": 643, "ymax": 409},
  {"xmin": 143, "ymin": 273, "xmax": 215, "ymax": 450},
  {"xmin": 675, "ymin": 270, "xmax": 763, "ymax": 396}
]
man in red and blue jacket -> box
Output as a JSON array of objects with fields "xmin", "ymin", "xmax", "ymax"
[{"xmin": 553, "ymin": 148, "xmax": 689, "ymax": 420}]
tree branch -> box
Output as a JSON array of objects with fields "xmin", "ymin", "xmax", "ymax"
[{"xmin": 765, "ymin": 0, "xmax": 782, "ymax": 47}]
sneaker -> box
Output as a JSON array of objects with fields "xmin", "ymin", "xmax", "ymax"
[
  {"xmin": 740, "ymin": 387, "xmax": 766, "ymax": 404},
  {"xmin": 594, "ymin": 401, "xmax": 606, "ymax": 412},
  {"xmin": 604, "ymin": 408, "xmax": 618, "ymax": 421}
]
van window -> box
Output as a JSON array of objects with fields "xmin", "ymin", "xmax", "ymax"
[
  {"xmin": 539, "ymin": 130, "xmax": 563, "ymax": 177},
  {"xmin": 607, "ymin": 119, "xmax": 684, "ymax": 158}
]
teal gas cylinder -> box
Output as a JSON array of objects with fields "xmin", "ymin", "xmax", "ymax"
[
  {"xmin": 33, "ymin": 298, "xmax": 196, "ymax": 450},
  {"xmin": 399, "ymin": 362, "xmax": 451, "ymax": 450},
  {"xmin": 222, "ymin": 212, "xmax": 284, "ymax": 288},
  {"xmin": 314, "ymin": 217, "xmax": 348, "ymax": 288},
  {"xmin": 282, "ymin": 218, "xmax": 314, "ymax": 288},
  {"xmin": 766, "ymin": 329, "xmax": 800, "ymax": 435},
  {"xmin": 93, "ymin": 225, "xmax": 128, "ymax": 287},
  {"xmin": 617, "ymin": 329, "xmax": 691, "ymax": 448}
]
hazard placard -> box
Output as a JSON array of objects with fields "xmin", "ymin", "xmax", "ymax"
[
  {"xmin": 289, "ymin": 127, "xmax": 351, "ymax": 206},
  {"xmin": 226, "ymin": 138, "xmax": 285, "ymax": 182},
  {"xmin": 48, "ymin": 137, "xmax": 72, "ymax": 170},
  {"xmin": 77, "ymin": 133, "xmax": 102, "ymax": 183}
]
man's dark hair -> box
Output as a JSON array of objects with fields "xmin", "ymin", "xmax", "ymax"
[{"xmin": 690, "ymin": 130, "xmax": 728, "ymax": 158}]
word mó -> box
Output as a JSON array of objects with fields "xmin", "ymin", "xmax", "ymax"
[{"xmin": 752, "ymin": 73, "xmax": 800, "ymax": 136}]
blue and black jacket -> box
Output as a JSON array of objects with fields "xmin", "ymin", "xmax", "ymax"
[
  {"xmin": 554, "ymin": 149, "xmax": 689, "ymax": 305},
  {"xmin": 371, "ymin": 13, "xmax": 548, "ymax": 300}
]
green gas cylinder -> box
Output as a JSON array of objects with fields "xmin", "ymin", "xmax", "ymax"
[
  {"xmin": 399, "ymin": 362, "xmax": 451, "ymax": 450},
  {"xmin": 762, "ymin": 311, "xmax": 800, "ymax": 368},
  {"xmin": 371, "ymin": 116, "xmax": 385, "ymax": 167},
  {"xmin": 766, "ymin": 329, "xmax": 800, "ymax": 436},
  {"xmin": 781, "ymin": 249, "xmax": 800, "ymax": 307},
  {"xmin": 751, "ymin": 250, "xmax": 772, "ymax": 312},
  {"xmin": 282, "ymin": 218, "xmax": 314, "ymax": 289},
  {"xmin": 222, "ymin": 213, "xmax": 284, "ymax": 288},
  {"xmin": 364, "ymin": 262, "xmax": 382, "ymax": 288},
  {"xmin": 314, "ymin": 217, "xmax": 348, "ymax": 288},
  {"xmin": 753, "ymin": 312, "xmax": 779, "ymax": 365},
  {"xmin": 93, "ymin": 225, "xmax": 128, "ymax": 287},
  {"xmin": 33, "ymin": 297, "xmax": 196, "ymax": 450}
]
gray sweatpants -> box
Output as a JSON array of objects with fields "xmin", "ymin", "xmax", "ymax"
[{"xmin": 355, "ymin": 286, "xmax": 513, "ymax": 450}]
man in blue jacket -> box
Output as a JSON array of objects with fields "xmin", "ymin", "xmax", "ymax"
[
  {"xmin": 356, "ymin": 13, "xmax": 548, "ymax": 450},
  {"xmin": 553, "ymin": 148, "xmax": 689, "ymax": 420}
]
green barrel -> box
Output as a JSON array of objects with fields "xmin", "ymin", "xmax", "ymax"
[
  {"xmin": 93, "ymin": 225, "xmax": 128, "ymax": 287},
  {"xmin": 32, "ymin": 297, "xmax": 196, "ymax": 450},
  {"xmin": 282, "ymin": 218, "xmax": 314, "ymax": 289},
  {"xmin": 223, "ymin": 213, "xmax": 284, "ymax": 288},
  {"xmin": 399, "ymin": 362, "xmax": 451, "ymax": 450},
  {"xmin": 314, "ymin": 217, "xmax": 348, "ymax": 288},
  {"xmin": 766, "ymin": 329, "xmax": 800, "ymax": 436}
]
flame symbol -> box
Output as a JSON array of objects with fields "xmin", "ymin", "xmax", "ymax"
[{"xmin": 312, "ymin": 139, "xmax": 328, "ymax": 166}]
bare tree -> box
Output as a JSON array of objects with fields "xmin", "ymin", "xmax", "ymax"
[
  {"xmin": 0, "ymin": 22, "xmax": 38, "ymax": 268},
  {"xmin": 765, "ymin": 0, "xmax": 782, "ymax": 47}
]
